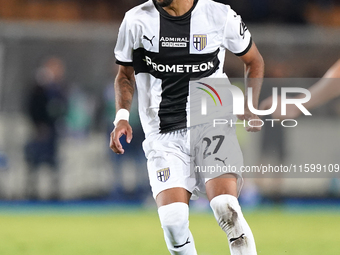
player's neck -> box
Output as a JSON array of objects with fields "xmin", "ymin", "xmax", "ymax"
[{"xmin": 162, "ymin": 0, "xmax": 194, "ymax": 17}]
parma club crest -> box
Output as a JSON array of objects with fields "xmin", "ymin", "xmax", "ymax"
[
  {"xmin": 157, "ymin": 167, "xmax": 170, "ymax": 182},
  {"xmin": 193, "ymin": 34, "xmax": 207, "ymax": 51}
]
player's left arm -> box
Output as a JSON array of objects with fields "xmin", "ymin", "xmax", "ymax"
[{"xmin": 238, "ymin": 42, "xmax": 264, "ymax": 132}]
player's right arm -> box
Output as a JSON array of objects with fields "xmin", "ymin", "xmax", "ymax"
[{"xmin": 110, "ymin": 65, "xmax": 135, "ymax": 154}]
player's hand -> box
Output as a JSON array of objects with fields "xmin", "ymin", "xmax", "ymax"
[
  {"xmin": 259, "ymin": 95, "xmax": 301, "ymax": 120},
  {"xmin": 110, "ymin": 120, "xmax": 133, "ymax": 154},
  {"xmin": 237, "ymin": 107, "xmax": 262, "ymax": 132}
]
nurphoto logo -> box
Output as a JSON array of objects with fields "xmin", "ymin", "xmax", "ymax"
[{"xmin": 197, "ymin": 80, "xmax": 312, "ymax": 128}]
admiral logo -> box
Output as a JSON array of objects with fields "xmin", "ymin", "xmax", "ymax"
[
  {"xmin": 160, "ymin": 36, "xmax": 189, "ymax": 48},
  {"xmin": 157, "ymin": 167, "xmax": 170, "ymax": 182},
  {"xmin": 144, "ymin": 56, "xmax": 214, "ymax": 73}
]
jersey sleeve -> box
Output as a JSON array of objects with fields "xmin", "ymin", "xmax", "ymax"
[
  {"xmin": 222, "ymin": 8, "xmax": 252, "ymax": 57},
  {"xmin": 114, "ymin": 15, "xmax": 134, "ymax": 66}
]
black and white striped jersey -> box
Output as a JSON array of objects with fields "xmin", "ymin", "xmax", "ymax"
[{"xmin": 114, "ymin": 0, "xmax": 252, "ymax": 137}]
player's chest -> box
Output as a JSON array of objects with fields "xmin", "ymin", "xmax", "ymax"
[{"xmin": 134, "ymin": 17, "xmax": 222, "ymax": 55}]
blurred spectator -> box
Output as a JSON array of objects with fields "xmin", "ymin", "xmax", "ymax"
[
  {"xmin": 24, "ymin": 57, "xmax": 68, "ymax": 200},
  {"xmin": 66, "ymin": 84, "xmax": 96, "ymax": 138}
]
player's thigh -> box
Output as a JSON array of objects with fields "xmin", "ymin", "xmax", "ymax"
[
  {"xmin": 196, "ymin": 124, "xmax": 243, "ymax": 175},
  {"xmin": 156, "ymin": 187, "xmax": 191, "ymax": 207},
  {"xmin": 196, "ymin": 124, "xmax": 243, "ymax": 200},
  {"xmin": 143, "ymin": 131, "xmax": 195, "ymax": 206},
  {"xmin": 205, "ymin": 173, "xmax": 238, "ymax": 201}
]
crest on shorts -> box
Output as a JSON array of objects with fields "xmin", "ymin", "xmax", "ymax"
[
  {"xmin": 193, "ymin": 34, "xmax": 207, "ymax": 51},
  {"xmin": 157, "ymin": 167, "xmax": 170, "ymax": 182}
]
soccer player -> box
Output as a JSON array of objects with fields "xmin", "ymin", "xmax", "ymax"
[
  {"xmin": 110, "ymin": 0, "xmax": 264, "ymax": 254},
  {"xmin": 260, "ymin": 59, "xmax": 340, "ymax": 119}
]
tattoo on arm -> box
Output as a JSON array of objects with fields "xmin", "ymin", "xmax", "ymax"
[{"xmin": 114, "ymin": 70, "xmax": 135, "ymax": 111}]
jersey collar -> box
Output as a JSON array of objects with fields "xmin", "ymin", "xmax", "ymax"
[{"xmin": 152, "ymin": 0, "xmax": 198, "ymax": 20}]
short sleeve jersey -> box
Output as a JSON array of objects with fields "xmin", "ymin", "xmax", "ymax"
[{"xmin": 115, "ymin": 0, "xmax": 252, "ymax": 137}]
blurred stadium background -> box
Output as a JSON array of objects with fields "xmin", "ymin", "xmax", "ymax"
[{"xmin": 0, "ymin": 1, "xmax": 339, "ymax": 254}]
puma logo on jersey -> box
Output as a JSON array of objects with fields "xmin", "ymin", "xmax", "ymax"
[
  {"xmin": 143, "ymin": 35, "xmax": 155, "ymax": 46},
  {"xmin": 215, "ymin": 156, "xmax": 228, "ymax": 166}
]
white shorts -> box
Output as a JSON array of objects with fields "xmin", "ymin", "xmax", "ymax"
[{"xmin": 142, "ymin": 123, "xmax": 244, "ymax": 200}]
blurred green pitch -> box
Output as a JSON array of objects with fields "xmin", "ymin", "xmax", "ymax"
[{"xmin": 0, "ymin": 208, "xmax": 339, "ymax": 255}]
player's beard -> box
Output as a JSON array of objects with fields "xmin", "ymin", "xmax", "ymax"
[{"xmin": 155, "ymin": 0, "xmax": 174, "ymax": 8}]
